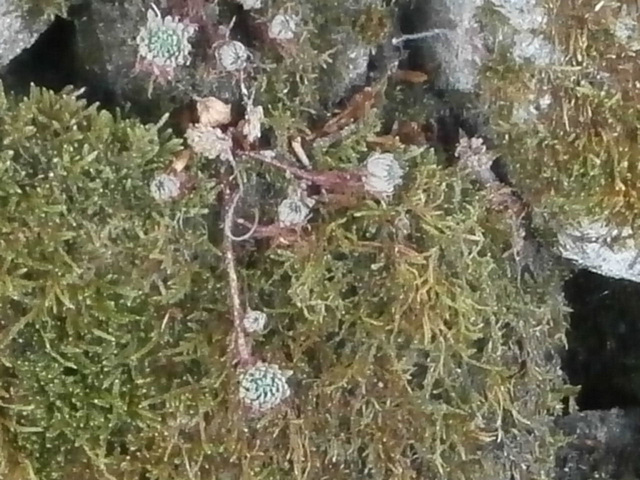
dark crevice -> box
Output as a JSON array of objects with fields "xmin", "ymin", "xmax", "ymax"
[
  {"xmin": 1, "ymin": 16, "xmax": 78, "ymax": 95},
  {"xmin": 564, "ymin": 269, "xmax": 640, "ymax": 410},
  {"xmin": 1, "ymin": 13, "xmax": 118, "ymax": 110}
]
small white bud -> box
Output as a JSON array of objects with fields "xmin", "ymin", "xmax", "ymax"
[
  {"xmin": 277, "ymin": 197, "xmax": 311, "ymax": 227},
  {"xmin": 364, "ymin": 153, "xmax": 404, "ymax": 198},
  {"xmin": 243, "ymin": 309, "xmax": 268, "ymax": 333},
  {"xmin": 185, "ymin": 125, "xmax": 234, "ymax": 162},
  {"xmin": 268, "ymin": 14, "xmax": 297, "ymax": 40},
  {"xmin": 238, "ymin": 0, "xmax": 262, "ymax": 10},
  {"xmin": 216, "ymin": 41, "xmax": 250, "ymax": 71},
  {"xmin": 242, "ymin": 105, "xmax": 264, "ymax": 143},
  {"xmin": 150, "ymin": 173, "xmax": 181, "ymax": 201}
]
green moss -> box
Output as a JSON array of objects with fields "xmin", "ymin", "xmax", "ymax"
[
  {"xmin": 259, "ymin": 0, "xmax": 393, "ymax": 144},
  {"xmin": 0, "ymin": 66, "xmax": 568, "ymax": 480},
  {"xmin": 0, "ymin": 85, "xmax": 224, "ymax": 479}
]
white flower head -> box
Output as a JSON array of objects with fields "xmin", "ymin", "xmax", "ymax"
[
  {"xmin": 277, "ymin": 196, "xmax": 312, "ymax": 227},
  {"xmin": 136, "ymin": 4, "xmax": 196, "ymax": 76},
  {"xmin": 185, "ymin": 125, "xmax": 234, "ymax": 162},
  {"xmin": 239, "ymin": 363, "xmax": 292, "ymax": 412},
  {"xmin": 242, "ymin": 104, "xmax": 264, "ymax": 143},
  {"xmin": 364, "ymin": 153, "xmax": 404, "ymax": 198},
  {"xmin": 268, "ymin": 14, "xmax": 297, "ymax": 40},
  {"xmin": 243, "ymin": 309, "xmax": 267, "ymax": 333},
  {"xmin": 150, "ymin": 173, "xmax": 181, "ymax": 201},
  {"xmin": 614, "ymin": 6, "xmax": 640, "ymax": 51},
  {"xmin": 216, "ymin": 40, "xmax": 250, "ymax": 71},
  {"xmin": 238, "ymin": 0, "xmax": 262, "ymax": 9}
]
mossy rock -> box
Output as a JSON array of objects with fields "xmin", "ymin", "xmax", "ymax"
[{"xmin": 479, "ymin": 0, "xmax": 640, "ymax": 234}]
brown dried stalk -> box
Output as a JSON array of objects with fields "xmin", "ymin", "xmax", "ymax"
[
  {"xmin": 244, "ymin": 151, "xmax": 363, "ymax": 193},
  {"xmin": 222, "ymin": 182, "xmax": 253, "ymax": 365}
]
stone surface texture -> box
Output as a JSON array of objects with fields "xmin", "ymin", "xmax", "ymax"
[
  {"xmin": 0, "ymin": 0, "xmax": 50, "ymax": 68},
  {"xmin": 558, "ymin": 220, "xmax": 640, "ymax": 283},
  {"xmin": 557, "ymin": 409, "xmax": 640, "ymax": 480}
]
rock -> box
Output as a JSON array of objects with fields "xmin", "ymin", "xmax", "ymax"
[
  {"xmin": 556, "ymin": 409, "xmax": 640, "ymax": 480},
  {"xmin": 399, "ymin": 0, "xmax": 561, "ymax": 91},
  {"xmin": 323, "ymin": 37, "xmax": 371, "ymax": 106},
  {"xmin": 399, "ymin": 0, "xmax": 486, "ymax": 92},
  {"xmin": 0, "ymin": 0, "xmax": 51, "ymax": 69},
  {"xmin": 612, "ymin": 4, "xmax": 640, "ymax": 51},
  {"xmin": 558, "ymin": 220, "xmax": 640, "ymax": 283},
  {"xmin": 74, "ymin": 0, "xmax": 239, "ymax": 120}
]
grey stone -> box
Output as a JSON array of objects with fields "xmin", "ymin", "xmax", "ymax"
[
  {"xmin": 558, "ymin": 220, "xmax": 640, "ymax": 283},
  {"xmin": 400, "ymin": 0, "xmax": 486, "ymax": 91},
  {"xmin": 74, "ymin": 0, "xmax": 239, "ymax": 117},
  {"xmin": 0, "ymin": 0, "xmax": 51, "ymax": 68},
  {"xmin": 557, "ymin": 409, "xmax": 640, "ymax": 480}
]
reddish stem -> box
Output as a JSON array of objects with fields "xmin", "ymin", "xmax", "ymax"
[{"xmin": 244, "ymin": 152, "xmax": 364, "ymax": 191}]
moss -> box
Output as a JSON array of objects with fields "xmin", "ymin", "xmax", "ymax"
[
  {"xmin": 258, "ymin": 0, "xmax": 393, "ymax": 144},
  {"xmin": 0, "ymin": 85, "xmax": 224, "ymax": 479},
  {"xmin": 22, "ymin": 0, "xmax": 70, "ymax": 19},
  {"xmin": 479, "ymin": 0, "xmax": 640, "ymax": 232},
  {"xmin": 0, "ymin": 83, "xmax": 570, "ymax": 479}
]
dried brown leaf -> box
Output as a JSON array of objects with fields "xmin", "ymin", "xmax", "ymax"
[
  {"xmin": 196, "ymin": 96, "xmax": 232, "ymax": 128},
  {"xmin": 314, "ymin": 86, "xmax": 380, "ymax": 139},
  {"xmin": 394, "ymin": 70, "xmax": 429, "ymax": 83},
  {"xmin": 170, "ymin": 149, "xmax": 192, "ymax": 173}
]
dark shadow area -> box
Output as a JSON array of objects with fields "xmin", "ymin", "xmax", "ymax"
[
  {"xmin": 564, "ymin": 269, "xmax": 640, "ymax": 410},
  {"xmin": 1, "ymin": 16, "xmax": 78, "ymax": 95},
  {"xmin": 1, "ymin": 13, "xmax": 117, "ymax": 110}
]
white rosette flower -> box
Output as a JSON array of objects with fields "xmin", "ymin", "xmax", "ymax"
[
  {"xmin": 239, "ymin": 363, "xmax": 292, "ymax": 412},
  {"xmin": 185, "ymin": 125, "xmax": 234, "ymax": 162},
  {"xmin": 216, "ymin": 40, "xmax": 250, "ymax": 71},
  {"xmin": 277, "ymin": 196, "xmax": 312, "ymax": 227},
  {"xmin": 268, "ymin": 14, "xmax": 297, "ymax": 40},
  {"xmin": 136, "ymin": 4, "xmax": 196, "ymax": 74},
  {"xmin": 150, "ymin": 173, "xmax": 181, "ymax": 201},
  {"xmin": 363, "ymin": 153, "xmax": 404, "ymax": 198},
  {"xmin": 243, "ymin": 309, "xmax": 267, "ymax": 333}
]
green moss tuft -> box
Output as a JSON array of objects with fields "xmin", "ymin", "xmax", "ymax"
[{"xmin": 0, "ymin": 67, "xmax": 568, "ymax": 480}]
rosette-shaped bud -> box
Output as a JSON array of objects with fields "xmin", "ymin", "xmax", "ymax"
[
  {"xmin": 363, "ymin": 153, "xmax": 404, "ymax": 198},
  {"xmin": 243, "ymin": 309, "xmax": 267, "ymax": 333},
  {"xmin": 277, "ymin": 196, "xmax": 311, "ymax": 227},
  {"xmin": 216, "ymin": 41, "xmax": 250, "ymax": 72},
  {"xmin": 268, "ymin": 14, "xmax": 297, "ymax": 40},
  {"xmin": 136, "ymin": 5, "xmax": 196, "ymax": 79},
  {"xmin": 239, "ymin": 363, "xmax": 292, "ymax": 412},
  {"xmin": 150, "ymin": 173, "xmax": 181, "ymax": 201},
  {"xmin": 185, "ymin": 125, "xmax": 234, "ymax": 162}
]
